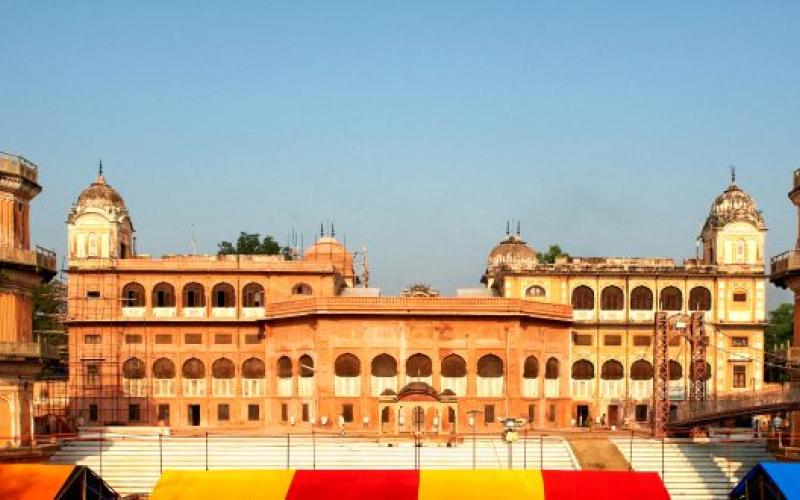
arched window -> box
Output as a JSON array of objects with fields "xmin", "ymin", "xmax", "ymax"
[
  {"xmin": 441, "ymin": 354, "xmax": 467, "ymax": 377},
  {"xmin": 601, "ymin": 360, "xmax": 624, "ymax": 380},
  {"xmin": 689, "ymin": 287, "xmax": 712, "ymax": 311},
  {"xmin": 572, "ymin": 286, "xmax": 595, "ymax": 310},
  {"xmin": 545, "ymin": 358, "xmax": 560, "ymax": 379},
  {"xmin": 298, "ymin": 354, "xmax": 314, "ymax": 377},
  {"xmin": 242, "ymin": 358, "xmax": 265, "ymax": 378},
  {"xmin": 242, "ymin": 282, "xmax": 265, "ymax": 307},
  {"xmin": 669, "ymin": 360, "xmax": 682, "ymax": 380},
  {"xmin": 630, "ymin": 286, "xmax": 653, "ymax": 310},
  {"xmin": 334, "ymin": 354, "xmax": 360, "ymax": 377},
  {"xmin": 292, "ymin": 283, "xmax": 312, "ymax": 295},
  {"xmin": 152, "ymin": 358, "xmax": 176, "ymax": 379},
  {"xmin": 212, "ymin": 358, "xmax": 235, "ymax": 379},
  {"xmin": 122, "ymin": 358, "xmax": 145, "ymax": 379},
  {"xmin": 371, "ymin": 354, "xmax": 398, "ymax": 377},
  {"xmin": 477, "ymin": 354, "xmax": 503, "ymax": 378},
  {"xmin": 660, "ymin": 286, "xmax": 683, "ymax": 311},
  {"xmin": 211, "ymin": 283, "xmax": 235, "ymax": 308},
  {"xmin": 735, "ymin": 239, "xmax": 746, "ymax": 263},
  {"xmin": 600, "ymin": 286, "xmax": 624, "ymax": 310},
  {"xmin": 691, "ymin": 360, "xmax": 712, "ymax": 380},
  {"xmin": 121, "ymin": 283, "xmax": 145, "ymax": 307},
  {"xmin": 277, "ymin": 356, "xmax": 293, "ymax": 378},
  {"xmin": 88, "ymin": 233, "xmax": 98, "ymax": 257},
  {"xmin": 182, "ymin": 358, "xmax": 205, "ymax": 379},
  {"xmin": 630, "ymin": 360, "xmax": 653, "ymax": 380},
  {"xmin": 182, "ymin": 283, "xmax": 206, "ymax": 308},
  {"xmin": 152, "ymin": 282, "xmax": 176, "ymax": 307},
  {"xmin": 571, "ymin": 360, "xmax": 595, "ymax": 380},
  {"xmin": 406, "ymin": 354, "xmax": 432, "ymax": 378},
  {"xmin": 523, "ymin": 356, "xmax": 539, "ymax": 379},
  {"xmin": 525, "ymin": 286, "xmax": 546, "ymax": 298}
]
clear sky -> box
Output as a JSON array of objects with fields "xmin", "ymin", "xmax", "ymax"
[{"xmin": 2, "ymin": 2, "xmax": 798, "ymax": 305}]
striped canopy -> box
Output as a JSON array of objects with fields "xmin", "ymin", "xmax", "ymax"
[{"xmin": 151, "ymin": 469, "xmax": 669, "ymax": 499}]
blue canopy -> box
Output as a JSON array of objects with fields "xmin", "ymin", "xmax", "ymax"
[{"xmin": 731, "ymin": 462, "xmax": 800, "ymax": 499}]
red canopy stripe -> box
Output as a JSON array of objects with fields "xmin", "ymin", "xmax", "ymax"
[
  {"xmin": 286, "ymin": 470, "xmax": 419, "ymax": 500},
  {"xmin": 542, "ymin": 470, "xmax": 670, "ymax": 500}
]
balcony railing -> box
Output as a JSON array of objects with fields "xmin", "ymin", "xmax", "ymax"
[
  {"xmin": 771, "ymin": 250, "xmax": 800, "ymax": 280},
  {"xmin": 544, "ymin": 379, "xmax": 560, "ymax": 398},
  {"xmin": 0, "ymin": 245, "xmax": 56, "ymax": 272},
  {"xmin": 0, "ymin": 342, "xmax": 56, "ymax": 359}
]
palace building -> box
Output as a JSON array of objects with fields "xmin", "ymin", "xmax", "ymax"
[{"xmin": 65, "ymin": 169, "xmax": 768, "ymax": 434}]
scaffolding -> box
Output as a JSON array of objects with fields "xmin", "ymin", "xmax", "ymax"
[{"xmin": 65, "ymin": 272, "xmax": 156, "ymax": 428}]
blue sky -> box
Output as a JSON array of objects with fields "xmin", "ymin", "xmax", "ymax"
[{"xmin": 1, "ymin": 2, "xmax": 798, "ymax": 304}]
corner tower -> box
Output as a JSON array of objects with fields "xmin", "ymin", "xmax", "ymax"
[
  {"xmin": 67, "ymin": 164, "xmax": 134, "ymax": 260},
  {"xmin": 700, "ymin": 171, "xmax": 767, "ymax": 270},
  {"xmin": 0, "ymin": 152, "xmax": 56, "ymax": 447}
]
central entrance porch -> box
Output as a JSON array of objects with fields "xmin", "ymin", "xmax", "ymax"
[{"xmin": 377, "ymin": 382, "xmax": 458, "ymax": 437}]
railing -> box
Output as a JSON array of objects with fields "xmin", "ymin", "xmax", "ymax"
[
  {"xmin": 770, "ymin": 250, "xmax": 800, "ymax": 278},
  {"xmin": 440, "ymin": 377, "xmax": 466, "ymax": 397},
  {"xmin": 599, "ymin": 380, "xmax": 624, "ymax": 399},
  {"xmin": 476, "ymin": 377, "xmax": 504, "ymax": 397},
  {"xmin": 241, "ymin": 378, "xmax": 264, "ymax": 397},
  {"xmin": 0, "ymin": 342, "xmax": 51, "ymax": 358},
  {"xmin": 673, "ymin": 387, "xmax": 800, "ymax": 423},
  {"xmin": 371, "ymin": 376, "xmax": 397, "ymax": 397},
  {"xmin": 522, "ymin": 379, "xmax": 539, "ymax": 398},
  {"xmin": 267, "ymin": 297, "xmax": 572, "ymax": 321},
  {"xmin": 571, "ymin": 380, "xmax": 594, "ymax": 399},
  {"xmin": 334, "ymin": 376, "xmax": 360, "ymax": 397},
  {"xmin": 0, "ymin": 245, "xmax": 56, "ymax": 272},
  {"xmin": 298, "ymin": 377, "xmax": 314, "ymax": 397},
  {"xmin": 544, "ymin": 379, "xmax": 560, "ymax": 398},
  {"xmin": 0, "ymin": 151, "xmax": 38, "ymax": 182}
]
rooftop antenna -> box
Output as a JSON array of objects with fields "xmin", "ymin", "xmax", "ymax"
[
  {"xmin": 320, "ymin": 222, "xmax": 324, "ymax": 238},
  {"xmin": 505, "ymin": 220, "xmax": 510, "ymax": 235},
  {"xmin": 517, "ymin": 221, "xmax": 521, "ymax": 236},
  {"xmin": 331, "ymin": 222, "xmax": 336, "ymax": 238}
]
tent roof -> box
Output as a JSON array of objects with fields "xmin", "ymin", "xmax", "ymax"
[
  {"xmin": 0, "ymin": 464, "xmax": 75, "ymax": 500},
  {"xmin": 731, "ymin": 462, "xmax": 800, "ymax": 499},
  {"xmin": 151, "ymin": 469, "xmax": 669, "ymax": 499}
]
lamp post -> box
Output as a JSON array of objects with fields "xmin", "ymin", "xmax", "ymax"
[
  {"xmin": 466, "ymin": 409, "xmax": 482, "ymax": 470},
  {"xmin": 502, "ymin": 417, "xmax": 522, "ymax": 470}
]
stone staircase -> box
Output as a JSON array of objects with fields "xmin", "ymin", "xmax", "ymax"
[
  {"xmin": 612, "ymin": 438, "xmax": 773, "ymax": 499},
  {"xmin": 49, "ymin": 434, "xmax": 578, "ymax": 496}
]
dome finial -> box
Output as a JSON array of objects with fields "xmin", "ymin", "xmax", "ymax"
[
  {"xmin": 730, "ymin": 164, "xmax": 736, "ymax": 185},
  {"xmin": 505, "ymin": 220, "xmax": 510, "ymax": 235},
  {"xmin": 516, "ymin": 221, "xmax": 521, "ymax": 236},
  {"xmin": 98, "ymin": 159, "xmax": 103, "ymax": 177}
]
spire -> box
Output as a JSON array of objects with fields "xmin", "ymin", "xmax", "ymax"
[
  {"xmin": 331, "ymin": 222, "xmax": 336, "ymax": 238},
  {"xmin": 98, "ymin": 159, "xmax": 104, "ymax": 176},
  {"xmin": 730, "ymin": 164, "xmax": 736, "ymax": 185},
  {"xmin": 320, "ymin": 222, "xmax": 324, "ymax": 238},
  {"xmin": 516, "ymin": 221, "xmax": 521, "ymax": 236},
  {"xmin": 505, "ymin": 220, "xmax": 510, "ymax": 235}
]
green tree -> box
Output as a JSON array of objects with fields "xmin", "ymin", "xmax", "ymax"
[
  {"xmin": 764, "ymin": 303, "xmax": 794, "ymax": 383},
  {"xmin": 32, "ymin": 279, "xmax": 68, "ymax": 378},
  {"xmin": 765, "ymin": 303, "xmax": 794, "ymax": 351},
  {"xmin": 217, "ymin": 232, "xmax": 285, "ymax": 256},
  {"xmin": 537, "ymin": 244, "xmax": 569, "ymax": 264}
]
